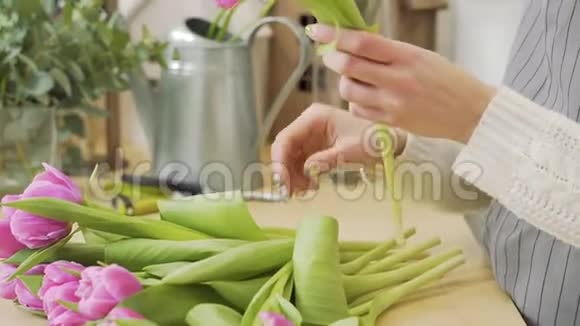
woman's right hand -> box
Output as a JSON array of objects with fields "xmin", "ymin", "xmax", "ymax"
[{"xmin": 271, "ymin": 103, "xmax": 405, "ymax": 194}]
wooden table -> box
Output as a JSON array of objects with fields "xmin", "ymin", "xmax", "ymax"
[{"xmin": 0, "ymin": 180, "xmax": 525, "ymax": 325}]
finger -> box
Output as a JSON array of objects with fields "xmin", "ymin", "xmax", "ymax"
[
  {"xmin": 350, "ymin": 103, "xmax": 395, "ymax": 126},
  {"xmin": 323, "ymin": 52, "xmax": 412, "ymax": 89},
  {"xmin": 304, "ymin": 147, "xmax": 341, "ymax": 174},
  {"xmin": 339, "ymin": 77, "xmax": 388, "ymax": 109},
  {"xmin": 306, "ymin": 24, "xmax": 416, "ymax": 63},
  {"xmin": 271, "ymin": 105, "xmax": 332, "ymax": 193}
]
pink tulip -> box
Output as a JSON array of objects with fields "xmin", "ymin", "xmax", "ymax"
[
  {"xmin": 1, "ymin": 194, "xmax": 20, "ymax": 219},
  {"xmin": 3, "ymin": 163, "xmax": 82, "ymax": 249},
  {"xmin": 15, "ymin": 264, "xmax": 46, "ymax": 310},
  {"xmin": 215, "ymin": 0, "xmax": 240, "ymax": 9},
  {"xmin": 97, "ymin": 307, "xmax": 146, "ymax": 326},
  {"xmin": 0, "ymin": 219, "xmax": 26, "ymax": 259},
  {"xmin": 39, "ymin": 261, "xmax": 85, "ymax": 299},
  {"xmin": 76, "ymin": 265, "xmax": 142, "ymax": 320},
  {"xmin": 0, "ymin": 264, "xmax": 18, "ymax": 300},
  {"xmin": 259, "ymin": 312, "xmax": 294, "ymax": 326},
  {"xmin": 107, "ymin": 307, "xmax": 145, "ymax": 320},
  {"xmin": 43, "ymin": 281, "xmax": 88, "ymax": 326}
]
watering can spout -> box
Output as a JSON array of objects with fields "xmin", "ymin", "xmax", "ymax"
[{"xmin": 130, "ymin": 70, "xmax": 157, "ymax": 153}]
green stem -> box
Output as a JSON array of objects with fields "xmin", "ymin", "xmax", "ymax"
[
  {"xmin": 208, "ymin": 9, "xmax": 226, "ymax": 39},
  {"xmin": 338, "ymin": 241, "xmax": 380, "ymax": 252},
  {"xmin": 377, "ymin": 125, "xmax": 404, "ymax": 244},
  {"xmin": 341, "ymin": 228, "xmax": 416, "ymax": 275},
  {"xmin": 363, "ymin": 256, "xmax": 465, "ymax": 324},
  {"xmin": 358, "ymin": 238, "xmax": 442, "ymax": 275},
  {"xmin": 349, "ymin": 288, "xmax": 388, "ymax": 307},
  {"xmin": 264, "ymin": 227, "xmax": 296, "ymax": 238},
  {"xmin": 343, "ymin": 249, "xmax": 463, "ymax": 300},
  {"xmin": 216, "ymin": 8, "xmax": 237, "ymax": 42},
  {"xmin": 340, "ymin": 251, "xmax": 367, "ymax": 263}
]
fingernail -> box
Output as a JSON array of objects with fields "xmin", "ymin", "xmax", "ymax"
[{"xmin": 305, "ymin": 24, "xmax": 316, "ymax": 38}]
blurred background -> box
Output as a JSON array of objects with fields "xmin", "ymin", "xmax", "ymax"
[{"xmin": 0, "ymin": 0, "xmax": 526, "ymax": 196}]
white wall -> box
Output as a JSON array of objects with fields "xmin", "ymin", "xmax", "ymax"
[{"xmin": 451, "ymin": 0, "xmax": 527, "ymax": 85}]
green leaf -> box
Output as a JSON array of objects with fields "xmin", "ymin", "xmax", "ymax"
[
  {"xmin": 330, "ymin": 317, "xmax": 360, "ymax": 326},
  {"xmin": 293, "ymin": 217, "xmax": 349, "ymax": 325},
  {"xmin": 17, "ymin": 54, "xmax": 38, "ymax": 72},
  {"xmin": 105, "ymin": 239, "xmax": 247, "ymax": 271},
  {"xmin": 241, "ymin": 263, "xmax": 292, "ymax": 326},
  {"xmin": 25, "ymin": 71, "xmax": 54, "ymax": 96},
  {"xmin": 4, "ymin": 198, "xmax": 210, "ymax": 241},
  {"xmin": 57, "ymin": 300, "xmax": 79, "ymax": 312},
  {"xmin": 78, "ymin": 104, "xmax": 109, "ymax": 117},
  {"xmin": 186, "ymin": 304, "xmax": 242, "ymax": 326},
  {"xmin": 121, "ymin": 285, "xmax": 226, "ymax": 326},
  {"xmin": 62, "ymin": 2, "xmax": 74, "ymax": 25},
  {"xmin": 50, "ymin": 68, "xmax": 72, "ymax": 96},
  {"xmin": 62, "ymin": 113, "xmax": 85, "ymax": 136},
  {"xmin": 144, "ymin": 262, "xmax": 191, "ymax": 279},
  {"xmin": 13, "ymin": 0, "xmax": 44, "ymax": 17},
  {"xmin": 115, "ymin": 320, "xmax": 159, "ymax": 326},
  {"xmin": 4, "ymin": 243, "xmax": 104, "ymax": 267},
  {"xmin": 277, "ymin": 295, "xmax": 303, "ymax": 326},
  {"xmin": 158, "ymin": 191, "xmax": 268, "ymax": 241},
  {"xmin": 17, "ymin": 275, "xmax": 43, "ymax": 297},
  {"xmin": 8, "ymin": 229, "xmax": 77, "ymax": 280},
  {"xmin": 207, "ymin": 277, "xmax": 270, "ymax": 312},
  {"xmin": 160, "ymin": 239, "xmax": 294, "ymax": 285},
  {"xmin": 298, "ymin": 0, "xmax": 372, "ymax": 31},
  {"xmin": 68, "ymin": 62, "xmax": 85, "ymax": 82},
  {"xmin": 82, "ymin": 228, "xmax": 127, "ymax": 245}
]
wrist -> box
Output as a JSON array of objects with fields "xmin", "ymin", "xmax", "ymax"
[{"xmin": 458, "ymin": 85, "xmax": 498, "ymax": 144}]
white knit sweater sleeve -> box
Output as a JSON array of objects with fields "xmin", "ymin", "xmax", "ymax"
[{"xmin": 453, "ymin": 87, "xmax": 580, "ymax": 247}]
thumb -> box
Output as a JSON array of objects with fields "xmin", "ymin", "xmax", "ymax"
[{"xmin": 304, "ymin": 147, "xmax": 341, "ymax": 175}]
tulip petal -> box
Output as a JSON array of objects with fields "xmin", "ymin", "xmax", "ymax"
[
  {"xmin": 260, "ymin": 312, "xmax": 295, "ymax": 326},
  {"xmin": 10, "ymin": 211, "xmax": 71, "ymax": 249},
  {"xmin": 15, "ymin": 281, "xmax": 43, "ymax": 310},
  {"xmin": 1, "ymin": 194, "xmax": 21, "ymax": 220},
  {"xmin": 108, "ymin": 307, "xmax": 145, "ymax": 320},
  {"xmin": 49, "ymin": 309, "xmax": 89, "ymax": 326},
  {"xmin": 102, "ymin": 265, "xmax": 142, "ymax": 301},
  {"xmin": 34, "ymin": 163, "xmax": 82, "ymax": 202},
  {"xmin": 0, "ymin": 264, "xmax": 18, "ymax": 300},
  {"xmin": 0, "ymin": 218, "xmax": 26, "ymax": 258},
  {"xmin": 39, "ymin": 261, "xmax": 84, "ymax": 299},
  {"xmin": 22, "ymin": 181, "xmax": 81, "ymax": 204},
  {"xmin": 43, "ymin": 282, "xmax": 81, "ymax": 320},
  {"xmin": 78, "ymin": 296, "xmax": 117, "ymax": 320}
]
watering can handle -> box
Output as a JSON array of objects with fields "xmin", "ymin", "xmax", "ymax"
[{"xmin": 247, "ymin": 17, "xmax": 312, "ymax": 153}]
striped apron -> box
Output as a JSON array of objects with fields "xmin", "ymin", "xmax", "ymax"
[{"xmin": 474, "ymin": 0, "xmax": 580, "ymax": 325}]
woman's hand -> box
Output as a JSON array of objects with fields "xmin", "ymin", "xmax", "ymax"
[
  {"xmin": 271, "ymin": 103, "xmax": 405, "ymax": 194},
  {"xmin": 306, "ymin": 24, "xmax": 497, "ymax": 143}
]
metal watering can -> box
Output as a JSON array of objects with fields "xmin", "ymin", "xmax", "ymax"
[{"xmin": 131, "ymin": 17, "xmax": 311, "ymax": 192}]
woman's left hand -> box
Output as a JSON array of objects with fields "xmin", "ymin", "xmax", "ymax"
[{"xmin": 307, "ymin": 24, "xmax": 497, "ymax": 144}]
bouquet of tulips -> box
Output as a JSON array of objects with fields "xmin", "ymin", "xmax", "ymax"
[{"xmin": 0, "ymin": 164, "xmax": 464, "ymax": 326}]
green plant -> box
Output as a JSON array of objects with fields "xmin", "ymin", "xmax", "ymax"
[{"xmin": 0, "ymin": 0, "xmax": 167, "ymax": 111}]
